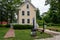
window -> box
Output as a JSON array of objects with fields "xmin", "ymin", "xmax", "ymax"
[
  {"xmin": 27, "ymin": 19, "xmax": 30, "ymax": 23},
  {"xmin": 27, "ymin": 4, "xmax": 29, "ymax": 9},
  {"xmin": 22, "ymin": 11, "xmax": 25, "ymax": 16},
  {"xmin": 22, "ymin": 19, "xmax": 25, "ymax": 23},
  {"xmin": 27, "ymin": 11, "xmax": 30, "ymax": 16}
]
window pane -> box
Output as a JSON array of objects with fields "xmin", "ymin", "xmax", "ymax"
[
  {"xmin": 27, "ymin": 4, "xmax": 29, "ymax": 9},
  {"xmin": 22, "ymin": 11, "xmax": 24, "ymax": 15},
  {"xmin": 27, "ymin": 19, "xmax": 30, "ymax": 23},
  {"xmin": 22, "ymin": 19, "xmax": 25, "ymax": 23},
  {"xmin": 27, "ymin": 11, "xmax": 30, "ymax": 16}
]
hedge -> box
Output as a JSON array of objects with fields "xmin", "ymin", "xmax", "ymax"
[
  {"xmin": 47, "ymin": 23, "xmax": 60, "ymax": 26},
  {"xmin": 13, "ymin": 25, "xmax": 33, "ymax": 29},
  {"xmin": 37, "ymin": 23, "xmax": 60, "ymax": 26},
  {"xmin": 36, "ymin": 20, "xmax": 60, "ymax": 26},
  {"xmin": 0, "ymin": 24, "xmax": 33, "ymax": 29},
  {"xmin": 0, "ymin": 24, "xmax": 10, "ymax": 28}
]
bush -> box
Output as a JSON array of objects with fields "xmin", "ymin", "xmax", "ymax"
[
  {"xmin": 47, "ymin": 23, "xmax": 53, "ymax": 26},
  {"xmin": 51, "ymin": 24, "xmax": 60, "ymax": 26},
  {"xmin": 13, "ymin": 25, "xmax": 33, "ymax": 29},
  {"xmin": 0, "ymin": 24, "xmax": 10, "ymax": 28},
  {"xmin": 38, "ymin": 23, "xmax": 43, "ymax": 26},
  {"xmin": 0, "ymin": 24, "xmax": 2, "ymax": 27},
  {"xmin": 0, "ymin": 24, "xmax": 33, "ymax": 29},
  {"xmin": 37, "ymin": 20, "xmax": 43, "ymax": 26},
  {"xmin": 47, "ymin": 23, "xmax": 60, "ymax": 26}
]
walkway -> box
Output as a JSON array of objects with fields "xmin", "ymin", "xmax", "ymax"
[
  {"xmin": 4, "ymin": 29, "xmax": 15, "ymax": 38},
  {"xmin": 38, "ymin": 28, "xmax": 60, "ymax": 35},
  {"xmin": 37, "ymin": 35, "xmax": 60, "ymax": 40},
  {"xmin": 35, "ymin": 28, "xmax": 60, "ymax": 40}
]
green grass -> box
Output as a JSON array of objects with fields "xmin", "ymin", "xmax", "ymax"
[
  {"xmin": 15, "ymin": 30, "xmax": 52, "ymax": 40},
  {"xmin": 46, "ymin": 26, "xmax": 60, "ymax": 32},
  {"xmin": 37, "ymin": 31, "xmax": 52, "ymax": 39},
  {"xmin": 0, "ymin": 27, "xmax": 52, "ymax": 40},
  {"xmin": 4, "ymin": 29, "xmax": 33, "ymax": 40},
  {"xmin": 15, "ymin": 29, "xmax": 34, "ymax": 40},
  {"xmin": 0, "ymin": 27, "xmax": 9, "ymax": 40},
  {"xmin": 37, "ymin": 19, "xmax": 60, "ymax": 32},
  {"xmin": 39, "ymin": 26, "xmax": 60, "ymax": 32}
]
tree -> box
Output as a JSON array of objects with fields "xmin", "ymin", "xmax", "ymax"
[
  {"xmin": 44, "ymin": 0, "xmax": 60, "ymax": 24},
  {"xmin": 36, "ymin": 8, "xmax": 42, "ymax": 20},
  {"xmin": 0, "ymin": 0, "xmax": 23, "ymax": 24},
  {"xmin": 42, "ymin": 10, "xmax": 51, "ymax": 23}
]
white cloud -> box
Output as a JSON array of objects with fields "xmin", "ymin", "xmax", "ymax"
[{"xmin": 31, "ymin": 0, "xmax": 50, "ymax": 15}]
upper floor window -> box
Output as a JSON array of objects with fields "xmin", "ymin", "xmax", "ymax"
[
  {"xmin": 27, "ymin": 11, "xmax": 30, "ymax": 16},
  {"xmin": 22, "ymin": 11, "xmax": 25, "ymax": 16},
  {"xmin": 27, "ymin": 4, "xmax": 29, "ymax": 9},
  {"xmin": 22, "ymin": 19, "xmax": 25, "ymax": 23}
]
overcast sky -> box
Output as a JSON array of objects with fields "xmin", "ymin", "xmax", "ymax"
[{"xmin": 31, "ymin": 0, "xmax": 50, "ymax": 15}]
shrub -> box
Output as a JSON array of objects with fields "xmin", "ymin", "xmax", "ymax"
[
  {"xmin": 37, "ymin": 20, "xmax": 43, "ymax": 26},
  {"xmin": 0, "ymin": 24, "xmax": 2, "ymax": 27},
  {"xmin": 38, "ymin": 23, "xmax": 43, "ymax": 26},
  {"xmin": 47, "ymin": 23, "xmax": 60, "ymax": 26},
  {"xmin": 13, "ymin": 25, "xmax": 33, "ymax": 29},
  {"xmin": 0, "ymin": 24, "xmax": 33, "ymax": 29},
  {"xmin": 0, "ymin": 24, "xmax": 10, "ymax": 28},
  {"xmin": 47, "ymin": 23, "xmax": 53, "ymax": 26},
  {"xmin": 51, "ymin": 24, "xmax": 60, "ymax": 26}
]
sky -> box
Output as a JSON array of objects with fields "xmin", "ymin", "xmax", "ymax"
[{"xmin": 31, "ymin": 0, "xmax": 50, "ymax": 15}]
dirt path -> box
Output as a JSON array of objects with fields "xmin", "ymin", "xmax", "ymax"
[
  {"xmin": 38, "ymin": 28, "xmax": 60, "ymax": 35},
  {"xmin": 36, "ymin": 35, "xmax": 60, "ymax": 40},
  {"xmin": 4, "ymin": 28, "xmax": 15, "ymax": 38},
  {"xmin": 35, "ymin": 28, "xmax": 60, "ymax": 40}
]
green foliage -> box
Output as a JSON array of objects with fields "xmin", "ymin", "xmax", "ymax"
[
  {"xmin": 0, "ymin": 0, "xmax": 22, "ymax": 23},
  {"xmin": 0, "ymin": 24, "xmax": 33, "ymax": 29},
  {"xmin": 13, "ymin": 25, "xmax": 33, "ymax": 29},
  {"xmin": 36, "ymin": 8, "xmax": 42, "ymax": 20},
  {"xmin": 37, "ymin": 20, "xmax": 43, "ymax": 26},
  {"xmin": 0, "ymin": 24, "xmax": 10, "ymax": 28},
  {"xmin": 37, "ymin": 19, "xmax": 60, "ymax": 27},
  {"xmin": 42, "ymin": 11, "xmax": 52, "ymax": 23},
  {"xmin": 47, "ymin": 23, "xmax": 60, "ymax": 26},
  {"xmin": 44, "ymin": 0, "xmax": 60, "ymax": 24}
]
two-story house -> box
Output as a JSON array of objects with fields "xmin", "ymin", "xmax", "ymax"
[{"xmin": 17, "ymin": 0, "xmax": 36, "ymax": 25}]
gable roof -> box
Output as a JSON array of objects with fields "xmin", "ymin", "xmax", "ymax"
[{"xmin": 18, "ymin": 1, "xmax": 37, "ymax": 10}]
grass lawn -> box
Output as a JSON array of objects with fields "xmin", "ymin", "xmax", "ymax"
[
  {"xmin": 0, "ymin": 27, "xmax": 9, "ymax": 40},
  {"xmin": 39, "ymin": 26, "xmax": 60, "ymax": 32},
  {"xmin": 0, "ymin": 27, "xmax": 52, "ymax": 40},
  {"xmin": 46, "ymin": 26, "xmax": 60, "ymax": 32}
]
